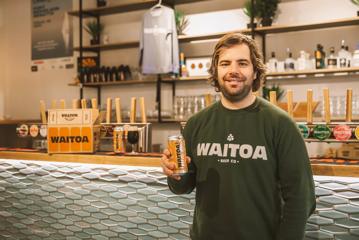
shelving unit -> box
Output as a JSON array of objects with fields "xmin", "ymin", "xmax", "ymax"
[
  {"xmin": 70, "ymin": 0, "xmax": 359, "ymax": 123},
  {"xmin": 71, "ymin": 0, "xmax": 212, "ymax": 123}
]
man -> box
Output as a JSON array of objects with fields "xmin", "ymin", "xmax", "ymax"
[{"xmin": 161, "ymin": 33, "xmax": 316, "ymax": 240}]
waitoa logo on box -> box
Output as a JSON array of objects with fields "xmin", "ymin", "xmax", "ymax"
[
  {"xmin": 61, "ymin": 113, "xmax": 78, "ymax": 121},
  {"xmin": 50, "ymin": 136, "xmax": 89, "ymax": 143},
  {"xmin": 47, "ymin": 127, "xmax": 93, "ymax": 153}
]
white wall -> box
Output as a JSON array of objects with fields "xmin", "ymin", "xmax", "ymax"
[
  {"xmin": 0, "ymin": 1, "xmax": 6, "ymax": 120},
  {"xmin": 0, "ymin": 0, "xmax": 78, "ymax": 120},
  {"xmin": 1, "ymin": 0, "xmax": 358, "ymax": 150}
]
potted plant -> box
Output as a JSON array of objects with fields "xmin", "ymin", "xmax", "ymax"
[
  {"xmin": 243, "ymin": 0, "xmax": 259, "ymax": 29},
  {"xmin": 262, "ymin": 84, "xmax": 284, "ymax": 101},
  {"xmin": 256, "ymin": 0, "xmax": 280, "ymax": 27},
  {"xmin": 175, "ymin": 10, "xmax": 189, "ymax": 35},
  {"xmin": 84, "ymin": 20, "xmax": 104, "ymax": 45}
]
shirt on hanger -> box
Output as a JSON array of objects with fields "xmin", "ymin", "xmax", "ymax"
[{"xmin": 139, "ymin": 5, "xmax": 179, "ymax": 74}]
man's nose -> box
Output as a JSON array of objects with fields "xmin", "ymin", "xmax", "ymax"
[{"xmin": 228, "ymin": 63, "xmax": 241, "ymax": 74}]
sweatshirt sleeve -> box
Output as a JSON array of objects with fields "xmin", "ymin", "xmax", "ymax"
[
  {"xmin": 167, "ymin": 118, "xmax": 196, "ymax": 194},
  {"xmin": 276, "ymin": 116, "xmax": 316, "ymax": 240}
]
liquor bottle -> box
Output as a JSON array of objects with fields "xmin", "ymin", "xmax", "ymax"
[
  {"xmin": 284, "ymin": 48, "xmax": 295, "ymax": 71},
  {"xmin": 338, "ymin": 40, "xmax": 347, "ymax": 68},
  {"xmin": 179, "ymin": 52, "xmax": 188, "ymax": 77},
  {"xmin": 352, "ymin": 43, "xmax": 359, "ymax": 67},
  {"xmin": 345, "ymin": 46, "xmax": 352, "ymax": 67},
  {"xmin": 267, "ymin": 52, "xmax": 278, "ymax": 72},
  {"xmin": 297, "ymin": 50, "xmax": 307, "ymax": 71},
  {"xmin": 314, "ymin": 44, "xmax": 325, "ymax": 69},
  {"xmin": 327, "ymin": 47, "xmax": 337, "ymax": 69}
]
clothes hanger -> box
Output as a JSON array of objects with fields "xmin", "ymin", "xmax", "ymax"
[{"xmin": 150, "ymin": 0, "xmax": 163, "ymax": 11}]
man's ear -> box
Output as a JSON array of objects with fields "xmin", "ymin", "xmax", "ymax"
[{"xmin": 254, "ymin": 72, "xmax": 257, "ymax": 80}]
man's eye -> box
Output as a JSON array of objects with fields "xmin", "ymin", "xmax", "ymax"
[
  {"xmin": 219, "ymin": 62, "xmax": 229, "ymax": 66},
  {"xmin": 239, "ymin": 62, "xmax": 248, "ymax": 66}
]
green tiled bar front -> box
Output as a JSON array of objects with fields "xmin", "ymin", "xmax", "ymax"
[{"xmin": 1, "ymin": 159, "xmax": 359, "ymax": 240}]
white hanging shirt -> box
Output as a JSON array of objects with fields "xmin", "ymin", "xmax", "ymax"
[{"xmin": 140, "ymin": 5, "xmax": 179, "ymax": 74}]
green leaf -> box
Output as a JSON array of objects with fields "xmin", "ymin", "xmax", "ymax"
[{"xmin": 84, "ymin": 20, "xmax": 104, "ymax": 37}]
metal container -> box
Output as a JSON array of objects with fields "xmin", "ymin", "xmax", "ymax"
[
  {"xmin": 113, "ymin": 126, "xmax": 126, "ymax": 153},
  {"xmin": 168, "ymin": 135, "xmax": 188, "ymax": 175}
]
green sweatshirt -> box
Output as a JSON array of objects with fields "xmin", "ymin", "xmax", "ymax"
[{"xmin": 168, "ymin": 97, "xmax": 316, "ymax": 240}]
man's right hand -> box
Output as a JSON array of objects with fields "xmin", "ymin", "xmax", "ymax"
[{"xmin": 161, "ymin": 149, "xmax": 191, "ymax": 181}]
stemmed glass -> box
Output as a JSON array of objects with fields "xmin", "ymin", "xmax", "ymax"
[{"xmin": 127, "ymin": 126, "xmax": 139, "ymax": 154}]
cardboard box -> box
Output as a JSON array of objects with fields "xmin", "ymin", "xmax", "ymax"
[
  {"xmin": 47, "ymin": 109, "xmax": 100, "ymax": 153},
  {"xmin": 336, "ymin": 143, "xmax": 359, "ymax": 160}
]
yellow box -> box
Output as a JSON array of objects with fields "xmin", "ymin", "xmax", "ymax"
[{"xmin": 47, "ymin": 109, "xmax": 100, "ymax": 153}]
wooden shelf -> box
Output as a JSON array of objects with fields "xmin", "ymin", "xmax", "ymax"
[
  {"xmin": 163, "ymin": 67, "xmax": 359, "ymax": 82},
  {"xmin": 73, "ymin": 17, "xmax": 359, "ymax": 52},
  {"xmin": 266, "ymin": 67, "xmax": 359, "ymax": 79},
  {"xmin": 297, "ymin": 122, "xmax": 359, "ymax": 127},
  {"xmin": 68, "ymin": 79, "xmax": 157, "ymax": 87},
  {"xmin": 255, "ymin": 17, "xmax": 359, "ymax": 34},
  {"xmin": 178, "ymin": 29, "xmax": 251, "ymax": 42},
  {"xmin": 305, "ymin": 139, "xmax": 359, "ymax": 144},
  {"xmin": 74, "ymin": 41, "xmax": 139, "ymax": 52},
  {"xmin": 0, "ymin": 119, "xmax": 40, "ymax": 125},
  {"xmin": 68, "ymin": 0, "xmax": 208, "ymax": 18},
  {"xmin": 162, "ymin": 76, "xmax": 209, "ymax": 82}
]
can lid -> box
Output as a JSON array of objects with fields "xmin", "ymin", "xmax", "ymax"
[
  {"xmin": 114, "ymin": 126, "xmax": 124, "ymax": 131},
  {"xmin": 168, "ymin": 134, "xmax": 183, "ymax": 140}
]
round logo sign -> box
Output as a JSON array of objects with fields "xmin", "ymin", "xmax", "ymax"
[
  {"xmin": 297, "ymin": 124, "xmax": 310, "ymax": 138},
  {"xmin": 355, "ymin": 126, "xmax": 359, "ymax": 140},
  {"xmin": 39, "ymin": 125, "xmax": 47, "ymax": 138},
  {"xmin": 17, "ymin": 124, "xmax": 29, "ymax": 137},
  {"xmin": 333, "ymin": 125, "xmax": 352, "ymax": 141},
  {"xmin": 313, "ymin": 124, "xmax": 331, "ymax": 141},
  {"xmin": 29, "ymin": 125, "xmax": 39, "ymax": 138}
]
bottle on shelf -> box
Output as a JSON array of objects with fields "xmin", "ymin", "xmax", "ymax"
[
  {"xmin": 345, "ymin": 46, "xmax": 352, "ymax": 68},
  {"xmin": 179, "ymin": 52, "xmax": 188, "ymax": 77},
  {"xmin": 284, "ymin": 48, "xmax": 295, "ymax": 71},
  {"xmin": 297, "ymin": 50, "xmax": 307, "ymax": 71},
  {"xmin": 338, "ymin": 40, "xmax": 347, "ymax": 68},
  {"xmin": 267, "ymin": 52, "xmax": 278, "ymax": 72},
  {"xmin": 327, "ymin": 47, "xmax": 337, "ymax": 69},
  {"xmin": 352, "ymin": 43, "xmax": 359, "ymax": 67},
  {"xmin": 314, "ymin": 44, "xmax": 325, "ymax": 69}
]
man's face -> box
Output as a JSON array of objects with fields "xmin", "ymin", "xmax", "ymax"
[{"xmin": 217, "ymin": 44, "xmax": 256, "ymax": 103}]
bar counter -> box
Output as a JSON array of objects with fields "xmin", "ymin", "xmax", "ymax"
[
  {"xmin": 0, "ymin": 150, "xmax": 359, "ymax": 177},
  {"xmin": 0, "ymin": 151, "xmax": 161, "ymax": 167},
  {"xmin": 1, "ymin": 151, "xmax": 359, "ymax": 239}
]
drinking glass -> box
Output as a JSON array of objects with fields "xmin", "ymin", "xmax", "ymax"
[{"xmin": 127, "ymin": 127, "xmax": 139, "ymax": 154}]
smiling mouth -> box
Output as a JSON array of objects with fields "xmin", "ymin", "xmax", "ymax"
[{"xmin": 224, "ymin": 78, "xmax": 244, "ymax": 83}]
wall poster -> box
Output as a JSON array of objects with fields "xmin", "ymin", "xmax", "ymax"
[{"xmin": 31, "ymin": 0, "xmax": 74, "ymax": 71}]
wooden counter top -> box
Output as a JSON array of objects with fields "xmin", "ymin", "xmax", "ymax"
[
  {"xmin": 0, "ymin": 151, "xmax": 358, "ymax": 177},
  {"xmin": 0, "ymin": 151, "xmax": 161, "ymax": 167},
  {"xmin": 311, "ymin": 163, "xmax": 359, "ymax": 178}
]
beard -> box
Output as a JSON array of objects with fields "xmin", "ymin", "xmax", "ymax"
[{"xmin": 218, "ymin": 73, "xmax": 252, "ymax": 103}]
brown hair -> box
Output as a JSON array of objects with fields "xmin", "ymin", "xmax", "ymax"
[{"xmin": 208, "ymin": 32, "xmax": 266, "ymax": 92}]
